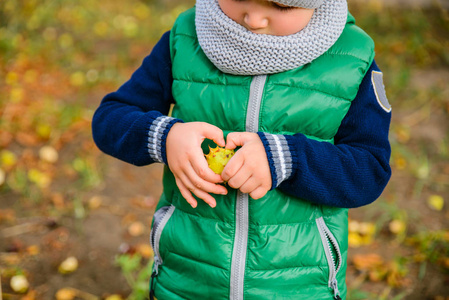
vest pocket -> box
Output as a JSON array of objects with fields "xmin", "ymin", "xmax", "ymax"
[
  {"xmin": 150, "ymin": 205, "xmax": 176, "ymax": 275},
  {"xmin": 316, "ymin": 217, "xmax": 343, "ymax": 300}
]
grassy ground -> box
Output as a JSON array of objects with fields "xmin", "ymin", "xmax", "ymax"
[{"xmin": 0, "ymin": 0, "xmax": 448, "ymax": 299}]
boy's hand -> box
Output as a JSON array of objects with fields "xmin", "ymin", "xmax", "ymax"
[
  {"xmin": 222, "ymin": 132, "xmax": 271, "ymax": 199},
  {"xmin": 166, "ymin": 122, "xmax": 228, "ymax": 208}
]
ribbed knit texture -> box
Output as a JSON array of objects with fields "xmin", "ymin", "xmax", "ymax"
[
  {"xmin": 257, "ymin": 133, "xmax": 294, "ymax": 188},
  {"xmin": 268, "ymin": 0, "xmax": 324, "ymax": 9},
  {"xmin": 148, "ymin": 116, "xmax": 183, "ymax": 164},
  {"xmin": 195, "ymin": 0, "xmax": 347, "ymax": 75}
]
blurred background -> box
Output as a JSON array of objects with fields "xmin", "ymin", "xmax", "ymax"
[{"xmin": 0, "ymin": 0, "xmax": 448, "ymax": 299}]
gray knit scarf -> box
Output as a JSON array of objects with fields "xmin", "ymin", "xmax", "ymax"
[{"xmin": 195, "ymin": 0, "xmax": 348, "ymax": 75}]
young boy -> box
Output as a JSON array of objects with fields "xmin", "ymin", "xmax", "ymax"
[{"xmin": 92, "ymin": 0, "xmax": 392, "ymax": 299}]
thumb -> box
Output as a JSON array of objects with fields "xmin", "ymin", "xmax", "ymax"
[
  {"xmin": 200, "ymin": 123, "xmax": 225, "ymax": 147},
  {"xmin": 226, "ymin": 132, "xmax": 250, "ymax": 150}
]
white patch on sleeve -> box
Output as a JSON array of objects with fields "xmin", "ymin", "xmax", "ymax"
[{"xmin": 371, "ymin": 71, "xmax": 391, "ymax": 113}]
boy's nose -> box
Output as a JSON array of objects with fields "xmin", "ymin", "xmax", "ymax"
[{"xmin": 243, "ymin": 12, "xmax": 268, "ymax": 31}]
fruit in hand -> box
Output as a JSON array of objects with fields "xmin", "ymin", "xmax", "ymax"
[{"xmin": 205, "ymin": 146, "xmax": 235, "ymax": 175}]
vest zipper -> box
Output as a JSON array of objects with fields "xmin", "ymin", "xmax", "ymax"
[
  {"xmin": 316, "ymin": 217, "xmax": 343, "ymax": 300},
  {"xmin": 230, "ymin": 191, "xmax": 249, "ymax": 300},
  {"xmin": 230, "ymin": 75, "xmax": 267, "ymax": 300},
  {"xmin": 149, "ymin": 205, "xmax": 176, "ymax": 299}
]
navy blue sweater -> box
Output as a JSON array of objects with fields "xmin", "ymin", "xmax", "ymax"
[{"xmin": 92, "ymin": 31, "xmax": 392, "ymax": 208}]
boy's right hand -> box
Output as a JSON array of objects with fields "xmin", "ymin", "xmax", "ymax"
[{"xmin": 166, "ymin": 122, "xmax": 228, "ymax": 208}]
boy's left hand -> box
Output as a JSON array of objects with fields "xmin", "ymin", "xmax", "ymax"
[{"xmin": 222, "ymin": 132, "xmax": 271, "ymax": 199}]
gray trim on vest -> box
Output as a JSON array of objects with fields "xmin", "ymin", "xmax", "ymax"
[{"xmin": 195, "ymin": 0, "xmax": 348, "ymax": 75}]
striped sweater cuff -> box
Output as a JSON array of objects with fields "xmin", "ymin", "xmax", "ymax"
[
  {"xmin": 257, "ymin": 132, "xmax": 294, "ymax": 189},
  {"xmin": 148, "ymin": 115, "xmax": 183, "ymax": 165}
]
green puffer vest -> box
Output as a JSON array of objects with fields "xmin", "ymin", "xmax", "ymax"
[{"xmin": 150, "ymin": 8, "xmax": 374, "ymax": 300}]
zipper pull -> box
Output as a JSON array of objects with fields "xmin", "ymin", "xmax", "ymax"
[
  {"xmin": 330, "ymin": 278, "xmax": 341, "ymax": 300},
  {"xmin": 153, "ymin": 256, "xmax": 161, "ymax": 275},
  {"xmin": 149, "ymin": 270, "xmax": 157, "ymax": 300},
  {"xmin": 149, "ymin": 258, "xmax": 162, "ymax": 300}
]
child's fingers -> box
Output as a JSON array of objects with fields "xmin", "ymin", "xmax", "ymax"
[
  {"xmin": 178, "ymin": 169, "xmax": 222, "ymax": 207},
  {"xmin": 225, "ymin": 132, "xmax": 242, "ymax": 150},
  {"xmin": 190, "ymin": 154, "xmax": 224, "ymax": 184},
  {"xmin": 225, "ymin": 132, "xmax": 253, "ymax": 149},
  {"xmin": 221, "ymin": 151, "xmax": 245, "ymax": 182},
  {"xmin": 226, "ymin": 165, "xmax": 251, "ymax": 190},
  {"xmin": 249, "ymin": 186, "xmax": 269, "ymax": 200},
  {"xmin": 238, "ymin": 177, "xmax": 261, "ymax": 195},
  {"xmin": 200, "ymin": 123, "xmax": 225, "ymax": 147},
  {"xmin": 191, "ymin": 188, "xmax": 217, "ymax": 208},
  {"xmin": 177, "ymin": 174, "xmax": 217, "ymax": 208},
  {"xmin": 182, "ymin": 166, "xmax": 228, "ymax": 196},
  {"xmin": 175, "ymin": 177, "xmax": 198, "ymax": 208}
]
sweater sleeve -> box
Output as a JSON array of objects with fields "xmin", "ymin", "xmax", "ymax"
[
  {"xmin": 92, "ymin": 31, "xmax": 182, "ymax": 166},
  {"xmin": 257, "ymin": 60, "xmax": 392, "ymax": 208}
]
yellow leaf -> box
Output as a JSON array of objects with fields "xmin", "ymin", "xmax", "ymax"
[
  {"xmin": 368, "ymin": 268, "xmax": 387, "ymax": 282},
  {"xmin": 88, "ymin": 195, "xmax": 103, "ymax": 210},
  {"xmin": 348, "ymin": 220, "xmax": 360, "ymax": 233},
  {"xmin": 136, "ymin": 243, "xmax": 154, "ymax": 259},
  {"xmin": 1, "ymin": 150, "xmax": 18, "ymax": 167},
  {"xmin": 70, "ymin": 71, "xmax": 85, "ymax": 87},
  {"xmin": 396, "ymin": 127, "xmax": 410, "ymax": 143},
  {"xmin": 27, "ymin": 245, "xmax": 40, "ymax": 256},
  {"xmin": 359, "ymin": 222, "xmax": 376, "ymax": 236},
  {"xmin": 94, "ymin": 21, "xmax": 109, "ymax": 37},
  {"xmin": 36, "ymin": 123, "xmax": 52, "ymax": 139},
  {"xmin": 428, "ymin": 195, "xmax": 444, "ymax": 211},
  {"xmin": 28, "ymin": 169, "xmax": 51, "ymax": 188},
  {"xmin": 361, "ymin": 235, "xmax": 373, "ymax": 246},
  {"xmin": 348, "ymin": 232, "xmax": 363, "ymax": 248},
  {"xmin": 133, "ymin": 3, "xmax": 151, "ymax": 20},
  {"xmin": 128, "ymin": 221, "xmax": 145, "ymax": 237},
  {"xmin": 352, "ymin": 253, "xmax": 384, "ymax": 271},
  {"xmin": 59, "ymin": 33, "xmax": 74, "ymax": 49},
  {"xmin": 24, "ymin": 69, "xmax": 38, "ymax": 84},
  {"xmin": 395, "ymin": 157, "xmax": 407, "ymax": 170},
  {"xmin": 55, "ymin": 288, "xmax": 77, "ymax": 300},
  {"xmin": 6, "ymin": 72, "xmax": 19, "ymax": 85},
  {"xmin": 123, "ymin": 19, "xmax": 138, "ymax": 37},
  {"xmin": 105, "ymin": 295, "xmax": 124, "ymax": 300},
  {"xmin": 10, "ymin": 87, "xmax": 25, "ymax": 102},
  {"xmin": 1, "ymin": 253, "xmax": 20, "ymax": 265}
]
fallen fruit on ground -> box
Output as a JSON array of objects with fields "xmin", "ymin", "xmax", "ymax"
[
  {"xmin": 58, "ymin": 256, "xmax": 79, "ymax": 274},
  {"xmin": 10, "ymin": 274, "xmax": 29, "ymax": 293}
]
